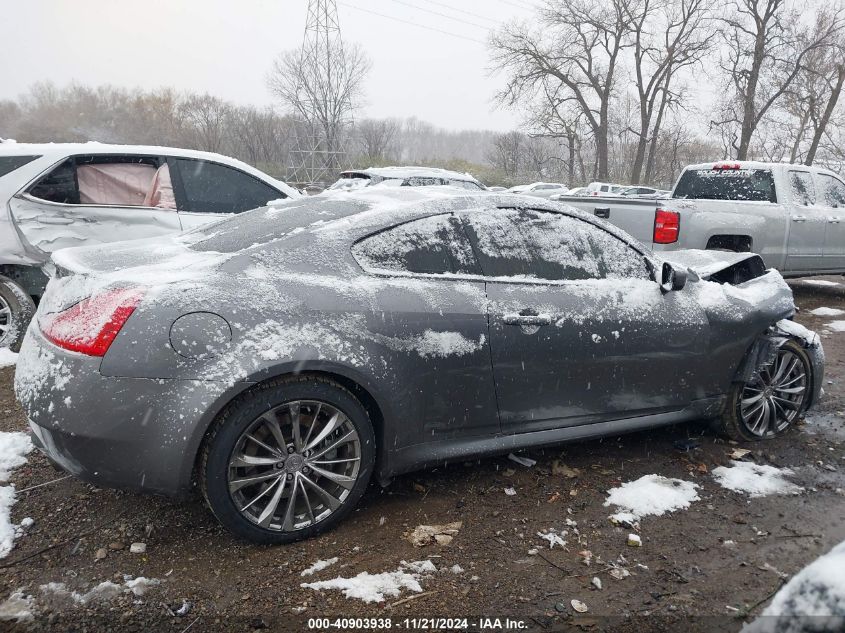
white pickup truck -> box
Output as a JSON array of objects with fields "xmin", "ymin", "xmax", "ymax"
[{"xmin": 556, "ymin": 161, "xmax": 845, "ymax": 277}]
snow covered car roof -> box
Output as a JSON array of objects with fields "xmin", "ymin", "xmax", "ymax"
[
  {"xmin": 0, "ymin": 142, "xmax": 300, "ymax": 199},
  {"xmin": 328, "ymin": 166, "xmax": 484, "ymax": 191},
  {"xmin": 683, "ymin": 159, "xmax": 841, "ymax": 177}
]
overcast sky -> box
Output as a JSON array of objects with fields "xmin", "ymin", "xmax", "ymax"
[{"xmin": 2, "ymin": 0, "xmax": 537, "ymax": 131}]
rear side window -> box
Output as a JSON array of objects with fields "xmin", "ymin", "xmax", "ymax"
[
  {"xmin": 789, "ymin": 171, "xmax": 816, "ymax": 206},
  {"xmin": 450, "ymin": 180, "xmax": 484, "ymax": 190},
  {"xmin": 818, "ymin": 174, "xmax": 845, "ymax": 207},
  {"xmin": 353, "ymin": 214, "xmax": 479, "ymax": 275},
  {"xmin": 673, "ymin": 168, "xmax": 776, "ymax": 202},
  {"xmin": 173, "ymin": 159, "xmax": 283, "ymax": 213},
  {"xmin": 463, "ymin": 209, "xmax": 650, "ymax": 282},
  {"xmin": 0, "ymin": 155, "xmax": 39, "ymax": 178},
  {"xmin": 403, "ymin": 177, "xmax": 445, "ymax": 187},
  {"xmin": 28, "ymin": 158, "xmax": 79, "ymax": 204}
]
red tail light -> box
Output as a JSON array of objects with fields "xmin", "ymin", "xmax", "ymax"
[
  {"xmin": 40, "ymin": 287, "xmax": 145, "ymax": 357},
  {"xmin": 653, "ymin": 208, "xmax": 680, "ymax": 244}
]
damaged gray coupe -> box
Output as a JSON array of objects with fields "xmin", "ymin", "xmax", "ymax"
[{"xmin": 14, "ymin": 189, "xmax": 823, "ymax": 543}]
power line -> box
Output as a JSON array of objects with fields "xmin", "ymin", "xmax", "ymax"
[
  {"xmin": 416, "ymin": 0, "xmax": 502, "ymax": 25},
  {"xmin": 337, "ymin": 1, "xmax": 487, "ymax": 44},
  {"xmin": 390, "ymin": 0, "xmax": 491, "ymax": 30},
  {"xmin": 494, "ymin": 0, "xmax": 538, "ymax": 11}
]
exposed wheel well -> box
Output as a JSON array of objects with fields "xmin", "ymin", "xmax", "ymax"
[{"xmin": 706, "ymin": 235, "xmax": 753, "ymax": 252}]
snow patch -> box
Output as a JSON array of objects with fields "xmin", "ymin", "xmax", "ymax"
[
  {"xmin": 0, "ymin": 432, "xmax": 34, "ymax": 559},
  {"xmin": 712, "ymin": 461, "xmax": 803, "ymax": 498},
  {"xmin": 827, "ymin": 321, "xmax": 845, "ymax": 333},
  {"xmin": 301, "ymin": 557, "xmax": 339, "ymax": 577},
  {"xmin": 301, "ymin": 560, "xmax": 436, "ymax": 603},
  {"xmin": 803, "ymin": 280, "xmax": 841, "ymax": 287},
  {"xmin": 604, "ymin": 475, "xmax": 700, "ymax": 522},
  {"xmin": 809, "ymin": 307, "xmax": 845, "ymax": 317},
  {"xmin": 0, "ymin": 349, "xmax": 17, "ymax": 369},
  {"xmin": 0, "ymin": 591, "xmax": 33, "ymax": 621}
]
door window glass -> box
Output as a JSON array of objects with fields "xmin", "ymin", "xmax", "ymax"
[
  {"xmin": 789, "ymin": 171, "xmax": 816, "ymax": 206},
  {"xmin": 27, "ymin": 158, "xmax": 78, "ymax": 204},
  {"xmin": 173, "ymin": 159, "xmax": 283, "ymax": 213},
  {"xmin": 464, "ymin": 209, "xmax": 650, "ymax": 282},
  {"xmin": 819, "ymin": 174, "xmax": 845, "ymax": 208},
  {"xmin": 353, "ymin": 214, "xmax": 479, "ymax": 275}
]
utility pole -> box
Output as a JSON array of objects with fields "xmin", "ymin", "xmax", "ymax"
[{"xmin": 288, "ymin": 0, "xmax": 352, "ymax": 188}]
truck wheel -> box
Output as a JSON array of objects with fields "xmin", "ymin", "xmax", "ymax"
[
  {"xmin": 716, "ymin": 340, "xmax": 811, "ymax": 442},
  {"xmin": 0, "ymin": 276, "xmax": 36, "ymax": 353}
]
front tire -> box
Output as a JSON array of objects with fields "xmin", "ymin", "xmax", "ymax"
[
  {"xmin": 200, "ymin": 375, "xmax": 375, "ymax": 544},
  {"xmin": 0, "ymin": 275, "xmax": 36, "ymax": 353},
  {"xmin": 717, "ymin": 339, "xmax": 812, "ymax": 442}
]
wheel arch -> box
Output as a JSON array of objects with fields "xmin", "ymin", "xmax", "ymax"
[{"xmin": 184, "ymin": 360, "xmax": 391, "ymax": 493}]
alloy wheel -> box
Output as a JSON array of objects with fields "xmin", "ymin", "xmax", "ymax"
[
  {"xmin": 739, "ymin": 347, "xmax": 807, "ymax": 437},
  {"xmin": 227, "ymin": 400, "xmax": 361, "ymax": 532},
  {"xmin": 0, "ymin": 292, "xmax": 10, "ymax": 342}
]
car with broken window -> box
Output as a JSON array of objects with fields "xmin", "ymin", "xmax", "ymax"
[
  {"xmin": 0, "ymin": 142, "xmax": 300, "ymax": 350},
  {"xmin": 326, "ymin": 166, "xmax": 484, "ymax": 192},
  {"xmin": 14, "ymin": 188, "xmax": 823, "ymax": 544}
]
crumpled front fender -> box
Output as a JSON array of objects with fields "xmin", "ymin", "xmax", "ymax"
[{"xmin": 734, "ymin": 320, "xmax": 824, "ymax": 411}]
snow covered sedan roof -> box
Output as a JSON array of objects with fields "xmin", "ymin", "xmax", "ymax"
[
  {"xmin": 184, "ymin": 186, "xmax": 647, "ymax": 259},
  {"xmin": 339, "ymin": 165, "xmax": 481, "ymax": 183},
  {"xmin": 0, "ymin": 141, "xmax": 300, "ymax": 198}
]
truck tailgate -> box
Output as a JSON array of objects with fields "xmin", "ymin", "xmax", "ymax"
[{"xmin": 554, "ymin": 196, "xmax": 659, "ymax": 248}]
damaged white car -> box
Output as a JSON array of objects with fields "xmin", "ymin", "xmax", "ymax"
[{"xmin": 0, "ymin": 142, "xmax": 299, "ymax": 350}]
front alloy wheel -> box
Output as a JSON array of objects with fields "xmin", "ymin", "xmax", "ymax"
[
  {"xmin": 201, "ymin": 377, "xmax": 375, "ymax": 544},
  {"xmin": 717, "ymin": 339, "xmax": 812, "ymax": 442}
]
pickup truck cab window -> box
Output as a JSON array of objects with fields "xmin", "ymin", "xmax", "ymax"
[
  {"xmin": 674, "ymin": 168, "xmax": 777, "ymax": 202},
  {"xmin": 788, "ymin": 171, "xmax": 816, "ymax": 206},
  {"xmin": 819, "ymin": 174, "xmax": 845, "ymax": 208}
]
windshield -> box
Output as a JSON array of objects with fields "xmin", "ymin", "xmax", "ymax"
[
  {"xmin": 0, "ymin": 155, "xmax": 40, "ymax": 178},
  {"xmin": 673, "ymin": 168, "xmax": 776, "ymax": 202}
]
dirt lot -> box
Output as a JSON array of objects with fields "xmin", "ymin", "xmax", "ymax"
[{"xmin": 1, "ymin": 277, "xmax": 844, "ymax": 633}]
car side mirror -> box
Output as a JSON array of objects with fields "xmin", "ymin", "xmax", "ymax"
[{"xmin": 661, "ymin": 262, "xmax": 688, "ymax": 293}]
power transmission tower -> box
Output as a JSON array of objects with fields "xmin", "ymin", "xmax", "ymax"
[{"xmin": 288, "ymin": 0, "xmax": 354, "ymax": 188}]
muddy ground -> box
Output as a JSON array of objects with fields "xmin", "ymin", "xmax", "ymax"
[{"xmin": 1, "ymin": 277, "xmax": 844, "ymax": 633}]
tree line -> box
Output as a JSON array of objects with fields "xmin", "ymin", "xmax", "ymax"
[{"xmin": 491, "ymin": 0, "xmax": 845, "ymax": 183}]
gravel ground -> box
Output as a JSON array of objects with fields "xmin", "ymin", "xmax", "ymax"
[{"xmin": 1, "ymin": 277, "xmax": 844, "ymax": 633}]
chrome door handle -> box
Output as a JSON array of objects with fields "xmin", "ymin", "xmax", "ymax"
[
  {"xmin": 791, "ymin": 215, "xmax": 807, "ymax": 222},
  {"xmin": 503, "ymin": 310, "xmax": 553, "ymax": 326}
]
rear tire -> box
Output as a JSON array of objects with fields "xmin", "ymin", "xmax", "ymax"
[
  {"xmin": 716, "ymin": 340, "xmax": 812, "ymax": 442},
  {"xmin": 0, "ymin": 275, "xmax": 36, "ymax": 353},
  {"xmin": 200, "ymin": 375, "xmax": 375, "ymax": 544}
]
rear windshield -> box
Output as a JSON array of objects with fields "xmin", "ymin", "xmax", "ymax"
[
  {"xmin": 0, "ymin": 155, "xmax": 39, "ymax": 178},
  {"xmin": 329, "ymin": 174, "xmax": 372, "ymax": 191},
  {"xmin": 673, "ymin": 168, "xmax": 776, "ymax": 202}
]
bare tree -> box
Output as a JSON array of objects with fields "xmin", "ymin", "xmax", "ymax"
[
  {"xmin": 714, "ymin": 0, "xmax": 844, "ymax": 159},
  {"xmin": 357, "ymin": 118, "xmax": 399, "ymax": 163},
  {"xmin": 268, "ymin": 42, "xmax": 370, "ymax": 178},
  {"xmin": 178, "ymin": 93, "xmax": 230, "ymax": 153},
  {"xmin": 491, "ymin": 0, "xmax": 634, "ymax": 179},
  {"xmin": 627, "ymin": 0, "xmax": 714, "ymax": 183}
]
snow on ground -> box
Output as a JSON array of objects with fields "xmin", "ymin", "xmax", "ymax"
[
  {"xmin": 0, "ymin": 591, "xmax": 33, "ymax": 622},
  {"xmin": 604, "ymin": 474, "xmax": 700, "ymax": 523},
  {"xmin": 300, "ymin": 557, "xmax": 339, "ymax": 577},
  {"xmin": 810, "ymin": 307, "xmax": 845, "ymax": 317},
  {"xmin": 0, "ymin": 349, "xmax": 17, "ymax": 369},
  {"xmin": 743, "ymin": 540, "xmax": 845, "ymax": 632},
  {"xmin": 39, "ymin": 577, "xmax": 160, "ymax": 605},
  {"xmin": 301, "ymin": 560, "xmax": 436, "ymax": 603},
  {"xmin": 712, "ymin": 461, "xmax": 803, "ymax": 498},
  {"xmin": 0, "ymin": 432, "xmax": 34, "ymax": 558},
  {"xmin": 827, "ymin": 321, "xmax": 845, "ymax": 332},
  {"xmin": 803, "ymin": 280, "xmax": 841, "ymax": 287}
]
